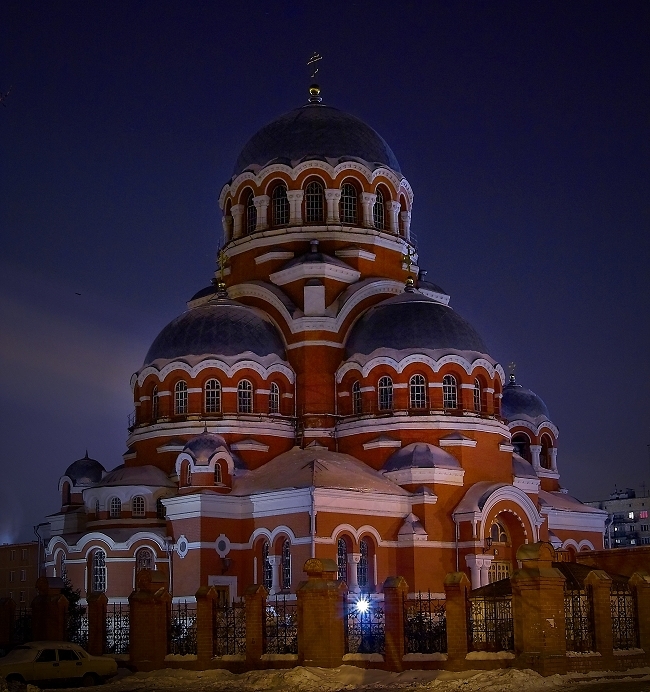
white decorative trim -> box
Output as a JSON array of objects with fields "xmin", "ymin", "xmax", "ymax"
[
  {"xmin": 336, "ymin": 415, "xmax": 510, "ymax": 439},
  {"xmin": 384, "ymin": 467, "xmax": 464, "ymax": 487},
  {"xmin": 499, "ymin": 443, "xmax": 514, "ymax": 452},
  {"xmin": 513, "ymin": 476, "xmax": 541, "ymax": 493},
  {"xmin": 508, "ymin": 419, "xmax": 560, "ymax": 438},
  {"xmin": 255, "ymin": 250, "xmax": 294, "ymax": 264},
  {"xmin": 215, "ymin": 534, "xmax": 231, "ymax": 558},
  {"xmin": 176, "ymin": 535, "xmax": 189, "ymax": 559},
  {"xmin": 439, "ymin": 436, "xmax": 477, "ymax": 448},
  {"xmin": 230, "ymin": 439, "xmax": 269, "ymax": 452},
  {"xmin": 270, "ymin": 261, "xmax": 360, "ymax": 286},
  {"xmin": 187, "ymin": 388, "xmax": 202, "ymax": 394},
  {"xmin": 335, "ymin": 247, "xmax": 376, "ymax": 261},
  {"xmin": 362, "ymin": 436, "xmax": 401, "ymax": 450}
]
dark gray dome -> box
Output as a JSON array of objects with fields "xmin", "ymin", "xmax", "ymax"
[
  {"xmin": 501, "ymin": 379, "xmax": 550, "ymax": 422},
  {"xmin": 144, "ymin": 300, "xmax": 286, "ymax": 365},
  {"xmin": 64, "ymin": 452, "xmax": 105, "ymax": 485},
  {"xmin": 345, "ymin": 291, "xmax": 489, "ymax": 357},
  {"xmin": 233, "ymin": 104, "xmax": 400, "ymax": 176},
  {"xmin": 183, "ymin": 432, "xmax": 246, "ymax": 470},
  {"xmin": 384, "ymin": 443, "xmax": 461, "ymax": 472}
]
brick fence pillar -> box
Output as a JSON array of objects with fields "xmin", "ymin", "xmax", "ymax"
[
  {"xmin": 297, "ymin": 558, "xmax": 346, "ymax": 668},
  {"xmin": 383, "ymin": 576, "xmax": 408, "ymax": 672},
  {"xmin": 129, "ymin": 569, "xmax": 172, "ymax": 671},
  {"xmin": 629, "ymin": 572, "xmax": 650, "ymax": 655},
  {"xmin": 244, "ymin": 584, "xmax": 267, "ymax": 665},
  {"xmin": 0, "ymin": 598, "xmax": 16, "ymax": 649},
  {"xmin": 584, "ymin": 570, "xmax": 613, "ymax": 665},
  {"xmin": 444, "ymin": 571, "xmax": 470, "ymax": 668},
  {"xmin": 87, "ymin": 592, "xmax": 108, "ymax": 656},
  {"xmin": 195, "ymin": 586, "xmax": 217, "ymax": 665},
  {"xmin": 511, "ymin": 542, "xmax": 567, "ymax": 676},
  {"xmin": 31, "ymin": 577, "xmax": 68, "ymax": 642}
]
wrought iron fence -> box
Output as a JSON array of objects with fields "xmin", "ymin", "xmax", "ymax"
[
  {"xmin": 67, "ymin": 611, "xmax": 89, "ymax": 649},
  {"xmin": 213, "ymin": 600, "xmax": 246, "ymax": 657},
  {"xmin": 467, "ymin": 593, "xmax": 514, "ymax": 652},
  {"xmin": 564, "ymin": 586, "xmax": 595, "ymax": 652},
  {"xmin": 610, "ymin": 582, "xmax": 639, "ymax": 650},
  {"xmin": 168, "ymin": 601, "xmax": 197, "ymax": 656},
  {"xmin": 404, "ymin": 592, "xmax": 447, "ymax": 654},
  {"xmin": 11, "ymin": 606, "xmax": 32, "ymax": 644},
  {"xmin": 265, "ymin": 595, "xmax": 298, "ymax": 654},
  {"xmin": 345, "ymin": 596, "xmax": 385, "ymax": 655},
  {"xmin": 105, "ymin": 603, "xmax": 130, "ymax": 654}
]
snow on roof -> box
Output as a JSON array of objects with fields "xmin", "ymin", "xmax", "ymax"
[
  {"xmin": 97, "ymin": 464, "xmax": 176, "ymax": 488},
  {"xmin": 512, "ymin": 454, "xmax": 538, "ymax": 479},
  {"xmin": 453, "ymin": 482, "xmax": 508, "ymax": 514},
  {"xmin": 538, "ymin": 490, "xmax": 606, "ymax": 514},
  {"xmin": 384, "ymin": 443, "xmax": 461, "ymax": 471}
]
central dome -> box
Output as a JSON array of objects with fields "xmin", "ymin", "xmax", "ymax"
[{"xmin": 233, "ymin": 103, "xmax": 401, "ymax": 177}]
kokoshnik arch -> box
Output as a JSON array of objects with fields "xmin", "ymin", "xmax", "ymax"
[{"xmin": 45, "ymin": 85, "xmax": 607, "ymax": 601}]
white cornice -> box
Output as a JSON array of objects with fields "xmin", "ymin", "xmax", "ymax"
[
  {"xmin": 255, "ymin": 250, "xmax": 295, "ymax": 264},
  {"xmin": 362, "ymin": 436, "xmax": 401, "ymax": 450},
  {"xmin": 335, "ymin": 247, "xmax": 376, "ymax": 261},
  {"xmin": 270, "ymin": 261, "xmax": 360, "ymax": 286},
  {"xmin": 384, "ymin": 467, "xmax": 464, "ymax": 487},
  {"xmin": 335, "ymin": 415, "xmax": 510, "ymax": 439}
]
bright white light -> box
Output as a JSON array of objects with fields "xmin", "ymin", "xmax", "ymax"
[{"xmin": 355, "ymin": 597, "xmax": 370, "ymax": 613}]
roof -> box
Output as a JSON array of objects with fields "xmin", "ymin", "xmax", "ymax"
[
  {"xmin": 144, "ymin": 300, "xmax": 286, "ymax": 365},
  {"xmin": 183, "ymin": 432, "xmax": 246, "ymax": 470},
  {"xmin": 233, "ymin": 103, "xmax": 401, "ymax": 176},
  {"xmin": 512, "ymin": 454, "xmax": 538, "ymax": 479},
  {"xmin": 538, "ymin": 490, "xmax": 606, "ymax": 514},
  {"xmin": 232, "ymin": 446, "xmax": 409, "ymax": 496},
  {"xmin": 501, "ymin": 378, "xmax": 550, "ymax": 424},
  {"xmin": 384, "ymin": 443, "xmax": 461, "ymax": 472},
  {"xmin": 345, "ymin": 290, "xmax": 489, "ymax": 357},
  {"xmin": 64, "ymin": 452, "xmax": 105, "ymax": 485},
  {"xmin": 96, "ymin": 465, "xmax": 176, "ymax": 488}
]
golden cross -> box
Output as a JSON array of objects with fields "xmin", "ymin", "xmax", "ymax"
[
  {"xmin": 402, "ymin": 246, "xmax": 416, "ymax": 274},
  {"xmin": 307, "ymin": 52, "xmax": 322, "ymax": 79},
  {"xmin": 216, "ymin": 248, "xmax": 229, "ymax": 282},
  {"xmin": 508, "ymin": 361, "xmax": 517, "ymax": 378}
]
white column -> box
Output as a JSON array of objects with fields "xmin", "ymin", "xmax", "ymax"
[
  {"xmin": 268, "ymin": 555, "xmax": 281, "ymax": 594},
  {"xmin": 550, "ymin": 447, "xmax": 558, "ymax": 472},
  {"xmin": 360, "ymin": 193, "xmax": 377, "ymax": 228},
  {"xmin": 387, "ymin": 201, "xmax": 401, "ymax": 235},
  {"xmin": 286, "ymin": 190, "xmax": 304, "ymax": 225},
  {"xmin": 325, "ymin": 188, "xmax": 342, "ymax": 223},
  {"xmin": 465, "ymin": 554, "xmax": 482, "ymax": 590},
  {"xmin": 253, "ymin": 195, "xmax": 270, "ymax": 231},
  {"xmin": 479, "ymin": 555, "xmax": 493, "ymax": 587},
  {"xmin": 399, "ymin": 210, "xmax": 411, "ymax": 240},
  {"xmin": 530, "ymin": 445, "xmax": 542, "ymax": 471},
  {"xmin": 348, "ymin": 553, "xmax": 361, "ymax": 593},
  {"xmin": 231, "ymin": 204, "xmax": 244, "ymax": 239},
  {"xmin": 221, "ymin": 214, "xmax": 233, "ymax": 242},
  {"xmin": 253, "ymin": 556, "xmax": 258, "ymax": 585}
]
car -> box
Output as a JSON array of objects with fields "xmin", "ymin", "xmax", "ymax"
[{"xmin": 0, "ymin": 642, "xmax": 118, "ymax": 688}]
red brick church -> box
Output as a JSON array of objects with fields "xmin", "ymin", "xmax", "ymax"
[{"xmin": 45, "ymin": 85, "xmax": 606, "ymax": 605}]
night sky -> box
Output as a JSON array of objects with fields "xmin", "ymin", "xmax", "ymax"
[{"xmin": 1, "ymin": 1, "xmax": 648, "ymax": 543}]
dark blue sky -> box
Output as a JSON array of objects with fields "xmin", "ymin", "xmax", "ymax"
[{"xmin": 1, "ymin": 1, "xmax": 648, "ymax": 542}]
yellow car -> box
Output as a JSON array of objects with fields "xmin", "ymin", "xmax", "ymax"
[{"xmin": 0, "ymin": 642, "xmax": 118, "ymax": 687}]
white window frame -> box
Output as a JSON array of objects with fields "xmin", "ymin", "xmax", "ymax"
[
  {"xmin": 352, "ymin": 380, "xmax": 362, "ymax": 415},
  {"xmin": 373, "ymin": 189, "xmax": 385, "ymax": 230},
  {"xmin": 378, "ymin": 376, "xmax": 393, "ymax": 411},
  {"xmin": 272, "ymin": 184, "xmax": 289, "ymax": 226},
  {"xmin": 305, "ymin": 181, "xmax": 324, "ymax": 223},
  {"xmin": 174, "ymin": 381, "xmax": 188, "ymax": 415},
  {"xmin": 340, "ymin": 182, "xmax": 358, "ymax": 224},
  {"xmin": 409, "ymin": 374, "xmax": 427, "ymax": 409},
  {"xmin": 109, "ymin": 497, "xmax": 122, "ymax": 519},
  {"xmin": 152, "ymin": 385, "xmax": 159, "ymax": 420},
  {"xmin": 132, "ymin": 495, "xmax": 146, "ymax": 518},
  {"xmin": 204, "ymin": 378, "xmax": 221, "ymax": 414},
  {"xmin": 92, "ymin": 550, "xmax": 107, "ymax": 593},
  {"xmin": 238, "ymin": 379, "xmax": 253, "ymax": 413},
  {"xmin": 269, "ymin": 382, "xmax": 280, "ymax": 414},
  {"xmin": 245, "ymin": 191, "xmax": 257, "ymax": 234},
  {"xmin": 473, "ymin": 378, "xmax": 482, "ymax": 411},
  {"xmin": 442, "ymin": 374, "xmax": 458, "ymax": 409}
]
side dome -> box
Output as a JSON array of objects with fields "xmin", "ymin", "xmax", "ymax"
[
  {"xmin": 97, "ymin": 464, "xmax": 176, "ymax": 488},
  {"xmin": 345, "ymin": 291, "xmax": 489, "ymax": 357},
  {"xmin": 383, "ymin": 443, "xmax": 461, "ymax": 472},
  {"xmin": 501, "ymin": 377, "xmax": 550, "ymax": 424},
  {"xmin": 144, "ymin": 299, "xmax": 286, "ymax": 365},
  {"xmin": 233, "ymin": 103, "xmax": 400, "ymax": 176},
  {"xmin": 64, "ymin": 452, "xmax": 105, "ymax": 485}
]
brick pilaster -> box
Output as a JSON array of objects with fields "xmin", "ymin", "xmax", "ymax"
[
  {"xmin": 87, "ymin": 592, "xmax": 108, "ymax": 656},
  {"xmin": 629, "ymin": 572, "xmax": 650, "ymax": 655},
  {"xmin": 443, "ymin": 571, "xmax": 470, "ymax": 667},
  {"xmin": 584, "ymin": 570, "xmax": 613, "ymax": 664},
  {"xmin": 383, "ymin": 576, "xmax": 408, "ymax": 671},
  {"xmin": 0, "ymin": 598, "xmax": 16, "ymax": 648},
  {"xmin": 31, "ymin": 577, "xmax": 68, "ymax": 642},
  {"xmin": 195, "ymin": 586, "xmax": 217, "ymax": 664},
  {"xmin": 244, "ymin": 583, "xmax": 267, "ymax": 665},
  {"xmin": 129, "ymin": 569, "xmax": 172, "ymax": 671}
]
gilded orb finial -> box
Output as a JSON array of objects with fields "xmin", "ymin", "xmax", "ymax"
[
  {"xmin": 405, "ymin": 276, "xmax": 416, "ymax": 292},
  {"xmin": 307, "ymin": 52, "xmax": 323, "ymax": 103}
]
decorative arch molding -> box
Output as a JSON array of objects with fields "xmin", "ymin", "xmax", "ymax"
[
  {"xmin": 134, "ymin": 357, "xmax": 295, "ymax": 389},
  {"xmin": 479, "ymin": 486, "xmax": 543, "ymax": 542},
  {"xmin": 58, "ymin": 475, "xmax": 74, "ymax": 493},
  {"xmin": 562, "ymin": 538, "xmax": 580, "ymax": 552},
  {"xmin": 329, "ymin": 523, "xmax": 383, "ymax": 547},
  {"xmin": 54, "ymin": 531, "xmax": 169, "ymax": 556},
  {"xmin": 507, "ymin": 419, "xmax": 560, "ymax": 439},
  {"xmin": 175, "ymin": 449, "xmax": 235, "ymax": 477},
  {"xmin": 578, "ymin": 540, "xmax": 595, "ymax": 551},
  {"xmin": 84, "ymin": 485, "xmax": 173, "ymax": 512},
  {"xmin": 248, "ymin": 525, "xmax": 298, "ymax": 548}
]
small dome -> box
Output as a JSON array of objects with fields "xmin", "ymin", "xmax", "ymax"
[
  {"xmin": 144, "ymin": 299, "xmax": 286, "ymax": 365},
  {"xmin": 183, "ymin": 432, "xmax": 229, "ymax": 465},
  {"xmin": 345, "ymin": 291, "xmax": 489, "ymax": 357},
  {"xmin": 97, "ymin": 464, "xmax": 175, "ymax": 488},
  {"xmin": 233, "ymin": 103, "xmax": 400, "ymax": 177},
  {"xmin": 64, "ymin": 452, "xmax": 105, "ymax": 486},
  {"xmin": 501, "ymin": 377, "xmax": 550, "ymax": 424},
  {"xmin": 383, "ymin": 443, "xmax": 461, "ymax": 472}
]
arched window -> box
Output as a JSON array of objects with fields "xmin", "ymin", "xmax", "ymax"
[
  {"xmin": 214, "ymin": 463, "xmax": 222, "ymax": 484},
  {"xmin": 337, "ymin": 538, "xmax": 348, "ymax": 582},
  {"xmin": 399, "ymin": 196, "xmax": 407, "ymax": 237},
  {"xmin": 269, "ymin": 382, "xmax": 280, "ymax": 414},
  {"xmin": 245, "ymin": 190, "xmax": 257, "ymax": 234},
  {"xmin": 272, "ymin": 184, "xmax": 289, "ymax": 226},
  {"xmin": 156, "ymin": 497, "xmax": 166, "ymax": 520},
  {"xmin": 352, "ymin": 381, "xmax": 362, "ymax": 415},
  {"xmin": 262, "ymin": 541, "xmax": 272, "ymax": 590},
  {"xmin": 185, "ymin": 463, "xmax": 192, "ymax": 486},
  {"xmin": 91, "ymin": 550, "xmax": 106, "ymax": 593},
  {"xmin": 205, "ymin": 379, "xmax": 221, "ymax": 414},
  {"xmin": 512, "ymin": 433, "xmax": 532, "ymax": 463},
  {"xmin": 473, "ymin": 378, "xmax": 482, "ymax": 412},
  {"xmin": 540, "ymin": 434, "xmax": 553, "ymax": 469},
  {"xmin": 490, "ymin": 521, "xmax": 508, "ymax": 544},
  {"xmin": 305, "ymin": 181, "xmax": 324, "ymax": 223},
  {"xmin": 62, "ymin": 482, "xmax": 71, "ymax": 505},
  {"xmin": 373, "ymin": 189, "xmax": 385, "ymax": 230},
  {"xmin": 358, "ymin": 538, "xmax": 369, "ymax": 589},
  {"xmin": 174, "ymin": 381, "xmax": 188, "ymax": 415},
  {"xmin": 136, "ymin": 548, "xmax": 153, "ymax": 573},
  {"xmin": 151, "ymin": 386, "xmax": 159, "ymax": 420},
  {"xmin": 340, "ymin": 183, "xmax": 358, "ymax": 224},
  {"xmin": 237, "ymin": 379, "xmax": 253, "ymax": 413},
  {"xmin": 378, "ymin": 376, "xmax": 393, "ymax": 411},
  {"xmin": 281, "ymin": 539, "xmax": 291, "ymax": 590},
  {"xmin": 109, "ymin": 497, "xmax": 122, "ymax": 519},
  {"xmin": 409, "ymin": 374, "xmax": 427, "ymax": 409},
  {"xmin": 60, "ymin": 554, "xmax": 67, "ymax": 581},
  {"xmin": 132, "ymin": 496, "xmax": 145, "ymax": 518},
  {"xmin": 94, "ymin": 499, "xmax": 100, "ymax": 517},
  {"xmin": 442, "ymin": 374, "xmax": 458, "ymax": 409}
]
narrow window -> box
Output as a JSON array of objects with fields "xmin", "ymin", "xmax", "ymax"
[
  {"xmin": 337, "ymin": 538, "xmax": 348, "ymax": 582},
  {"xmin": 132, "ymin": 496, "xmax": 145, "ymax": 518},
  {"xmin": 540, "ymin": 434, "xmax": 552, "ymax": 469},
  {"xmin": 205, "ymin": 379, "xmax": 221, "ymax": 414},
  {"xmin": 262, "ymin": 541, "xmax": 272, "ymax": 590},
  {"xmin": 378, "ymin": 376, "xmax": 393, "ymax": 411},
  {"xmin": 185, "ymin": 463, "xmax": 192, "ymax": 486},
  {"xmin": 136, "ymin": 548, "xmax": 153, "ymax": 573},
  {"xmin": 60, "ymin": 555, "xmax": 67, "ymax": 580},
  {"xmin": 512, "ymin": 433, "xmax": 531, "ymax": 463},
  {"xmin": 151, "ymin": 385, "xmax": 159, "ymax": 420},
  {"xmin": 442, "ymin": 374, "xmax": 458, "ymax": 409},
  {"xmin": 174, "ymin": 381, "xmax": 188, "ymax": 415},
  {"xmin": 473, "ymin": 378, "xmax": 482, "ymax": 412},
  {"xmin": 92, "ymin": 550, "xmax": 107, "ymax": 593},
  {"xmin": 409, "ymin": 374, "xmax": 427, "ymax": 409},
  {"xmin": 156, "ymin": 497, "xmax": 166, "ymax": 520},
  {"xmin": 238, "ymin": 379, "xmax": 253, "ymax": 413},
  {"xmin": 214, "ymin": 463, "xmax": 222, "ymax": 484},
  {"xmin": 245, "ymin": 191, "xmax": 257, "ymax": 234},
  {"xmin": 272, "ymin": 184, "xmax": 289, "ymax": 226},
  {"xmin": 358, "ymin": 538, "xmax": 369, "ymax": 589},
  {"xmin": 373, "ymin": 189, "xmax": 385, "ymax": 230},
  {"xmin": 109, "ymin": 497, "xmax": 122, "ymax": 519},
  {"xmin": 340, "ymin": 183, "xmax": 358, "ymax": 224},
  {"xmin": 94, "ymin": 499, "xmax": 100, "ymax": 517},
  {"xmin": 269, "ymin": 382, "xmax": 280, "ymax": 414},
  {"xmin": 281, "ymin": 539, "xmax": 291, "ymax": 590},
  {"xmin": 490, "ymin": 521, "xmax": 508, "ymax": 543},
  {"xmin": 305, "ymin": 181, "xmax": 324, "ymax": 223},
  {"xmin": 352, "ymin": 380, "xmax": 362, "ymax": 415}
]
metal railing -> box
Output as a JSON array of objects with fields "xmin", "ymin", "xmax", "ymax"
[
  {"xmin": 168, "ymin": 601, "xmax": 197, "ymax": 656},
  {"xmin": 67, "ymin": 611, "xmax": 88, "ymax": 649},
  {"xmin": 467, "ymin": 592, "xmax": 514, "ymax": 652},
  {"xmin": 564, "ymin": 586, "xmax": 595, "ymax": 652},
  {"xmin": 345, "ymin": 596, "xmax": 385, "ymax": 655},
  {"xmin": 11, "ymin": 606, "xmax": 32, "ymax": 644},
  {"xmin": 611, "ymin": 583, "xmax": 639, "ymax": 650},
  {"xmin": 213, "ymin": 601, "xmax": 246, "ymax": 657},
  {"xmin": 105, "ymin": 603, "xmax": 130, "ymax": 654},
  {"xmin": 403, "ymin": 592, "xmax": 446, "ymax": 654},
  {"xmin": 264, "ymin": 595, "xmax": 297, "ymax": 654}
]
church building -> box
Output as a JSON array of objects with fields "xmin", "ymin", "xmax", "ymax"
[{"xmin": 45, "ymin": 85, "xmax": 607, "ymax": 603}]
